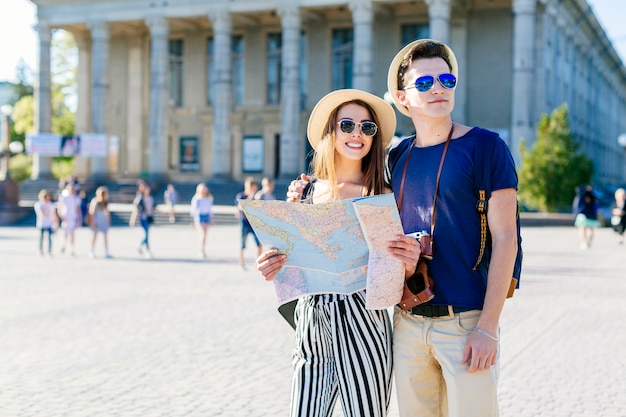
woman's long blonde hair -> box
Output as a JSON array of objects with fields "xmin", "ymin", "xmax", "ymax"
[{"xmin": 311, "ymin": 100, "xmax": 387, "ymax": 200}]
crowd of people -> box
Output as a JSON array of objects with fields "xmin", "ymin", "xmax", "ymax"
[{"xmin": 32, "ymin": 176, "xmax": 276, "ymax": 262}]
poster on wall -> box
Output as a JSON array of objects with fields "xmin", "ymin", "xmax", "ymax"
[
  {"xmin": 76, "ymin": 133, "xmax": 107, "ymax": 157},
  {"xmin": 180, "ymin": 136, "xmax": 199, "ymax": 172},
  {"xmin": 242, "ymin": 135, "xmax": 263, "ymax": 173},
  {"xmin": 25, "ymin": 133, "xmax": 62, "ymax": 156},
  {"xmin": 26, "ymin": 133, "xmax": 107, "ymax": 157}
]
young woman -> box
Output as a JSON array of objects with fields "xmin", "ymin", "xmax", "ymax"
[
  {"xmin": 190, "ymin": 183, "xmax": 214, "ymax": 258},
  {"xmin": 88, "ymin": 186, "xmax": 112, "ymax": 259},
  {"xmin": 33, "ymin": 189, "xmax": 58, "ymax": 256},
  {"xmin": 129, "ymin": 181, "xmax": 154, "ymax": 259},
  {"xmin": 255, "ymin": 89, "xmax": 421, "ymax": 417}
]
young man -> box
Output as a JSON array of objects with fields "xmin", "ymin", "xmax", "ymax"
[{"xmin": 386, "ymin": 39, "xmax": 518, "ymax": 416}]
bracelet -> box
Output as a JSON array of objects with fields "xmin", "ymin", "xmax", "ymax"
[{"xmin": 474, "ymin": 327, "xmax": 498, "ymax": 342}]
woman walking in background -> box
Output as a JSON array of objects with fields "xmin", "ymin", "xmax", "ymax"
[
  {"xmin": 190, "ymin": 183, "xmax": 214, "ymax": 258},
  {"xmin": 164, "ymin": 183, "xmax": 178, "ymax": 223},
  {"xmin": 33, "ymin": 189, "xmax": 58, "ymax": 256},
  {"xmin": 88, "ymin": 186, "xmax": 112, "ymax": 259},
  {"xmin": 574, "ymin": 185, "xmax": 600, "ymax": 249},
  {"xmin": 130, "ymin": 181, "xmax": 154, "ymax": 259}
]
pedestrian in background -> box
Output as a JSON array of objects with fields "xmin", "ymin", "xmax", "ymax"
[
  {"xmin": 254, "ymin": 177, "xmax": 276, "ymax": 201},
  {"xmin": 235, "ymin": 177, "xmax": 261, "ymax": 269},
  {"xmin": 33, "ymin": 189, "xmax": 58, "ymax": 256},
  {"xmin": 611, "ymin": 187, "xmax": 626, "ymax": 244},
  {"xmin": 57, "ymin": 183, "xmax": 82, "ymax": 256},
  {"xmin": 574, "ymin": 184, "xmax": 600, "ymax": 249},
  {"xmin": 190, "ymin": 183, "xmax": 214, "ymax": 258},
  {"xmin": 130, "ymin": 181, "xmax": 154, "ymax": 259},
  {"xmin": 164, "ymin": 183, "xmax": 178, "ymax": 223},
  {"xmin": 88, "ymin": 186, "xmax": 112, "ymax": 259}
]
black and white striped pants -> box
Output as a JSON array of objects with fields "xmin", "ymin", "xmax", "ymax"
[{"xmin": 290, "ymin": 291, "xmax": 393, "ymax": 417}]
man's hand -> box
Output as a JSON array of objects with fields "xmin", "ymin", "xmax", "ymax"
[
  {"xmin": 286, "ymin": 173, "xmax": 311, "ymax": 202},
  {"xmin": 256, "ymin": 248, "xmax": 287, "ymax": 281},
  {"xmin": 462, "ymin": 328, "xmax": 498, "ymax": 372},
  {"xmin": 388, "ymin": 234, "xmax": 422, "ymax": 277}
]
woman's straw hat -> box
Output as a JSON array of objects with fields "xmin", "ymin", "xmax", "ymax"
[{"xmin": 307, "ymin": 89, "xmax": 397, "ymax": 150}]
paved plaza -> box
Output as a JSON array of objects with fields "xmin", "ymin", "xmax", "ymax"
[{"xmin": 0, "ymin": 223, "xmax": 625, "ymax": 417}]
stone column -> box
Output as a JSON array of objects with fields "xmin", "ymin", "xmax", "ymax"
[
  {"xmin": 425, "ymin": 0, "xmax": 452, "ymax": 45},
  {"xmin": 87, "ymin": 20, "xmax": 110, "ymax": 178},
  {"xmin": 349, "ymin": 1, "xmax": 374, "ymax": 92},
  {"xmin": 126, "ymin": 36, "xmax": 144, "ymax": 176},
  {"xmin": 73, "ymin": 32, "xmax": 92, "ymax": 179},
  {"xmin": 511, "ymin": 0, "xmax": 537, "ymax": 165},
  {"xmin": 278, "ymin": 6, "xmax": 301, "ymax": 177},
  {"xmin": 208, "ymin": 11, "xmax": 232, "ymax": 178},
  {"xmin": 146, "ymin": 16, "xmax": 170, "ymax": 180},
  {"xmin": 32, "ymin": 21, "xmax": 52, "ymax": 179}
]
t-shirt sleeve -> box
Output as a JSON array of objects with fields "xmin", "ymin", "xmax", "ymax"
[{"xmin": 490, "ymin": 135, "xmax": 518, "ymax": 192}]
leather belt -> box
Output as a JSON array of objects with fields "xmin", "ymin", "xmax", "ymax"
[{"xmin": 410, "ymin": 305, "xmax": 474, "ymax": 318}]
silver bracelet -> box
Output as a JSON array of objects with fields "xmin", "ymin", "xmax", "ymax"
[{"xmin": 474, "ymin": 327, "xmax": 498, "ymax": 342}]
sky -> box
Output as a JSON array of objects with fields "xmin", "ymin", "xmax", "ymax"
[{"xmin": 1, "ymin": 0, "xmax": 626, "ymax": 83}]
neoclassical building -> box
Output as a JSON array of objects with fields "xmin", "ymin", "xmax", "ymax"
[{"xmin": 30, "ymin": 0, "xmax": 626, "ymax": 186}]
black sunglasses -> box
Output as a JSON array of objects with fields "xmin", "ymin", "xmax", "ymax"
[
  {"xmin": 337, "ymin": 119, "xmax": 378, "ymax": 137},
  {"xmin": 404, "ymin": 73, "xmax": 457, "ymax": 92}
]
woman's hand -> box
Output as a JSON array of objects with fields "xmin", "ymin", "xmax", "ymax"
[
  {"xmin": 256, "ymin": 248, "xmax": 287, "ymax": 281},
  {"xmin": 286, "ymin": 173, "xmax": 311, "ymax": 202},
  {"xmin": 388, "ymin": 234, "xmax": 422, "ymax": 277}
]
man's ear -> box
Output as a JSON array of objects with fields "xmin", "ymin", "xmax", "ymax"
[{"xmin": 397, "ymin": 89, "xmax": 409, "ymax": 107}]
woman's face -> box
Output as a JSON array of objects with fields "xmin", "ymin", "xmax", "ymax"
[{"xmin": 333, "ymin": 103, "xmax": 375, "ymax": 163}]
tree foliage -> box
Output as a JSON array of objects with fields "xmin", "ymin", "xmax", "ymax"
[
  {"xmin": 10, "ymin": 30, "xmax": 77, "ymax": 143},
  {"xmin": 518, "ymin": 103, "xmax": 593, "ymax": 212}
]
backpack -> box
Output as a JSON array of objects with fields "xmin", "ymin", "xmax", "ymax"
[{"xmin": 472, "ymin": 131, "xmax": 523, "ymax": 298}]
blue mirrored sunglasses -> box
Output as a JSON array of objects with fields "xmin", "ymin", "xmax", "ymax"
[
  {"xmin": 337, "ymin": 119, "xmax": 378, "ymax": 137},
  {"xmin": 404, "ymin": 73, "xmax": 457, "ymax": 92}
]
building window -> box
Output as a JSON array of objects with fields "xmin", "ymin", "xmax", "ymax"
[
  {"xmin": 401, "ymin": 23, "xmax": 429, "ymax": 45},
  {"xmin": 267, "ymin": 33, "xmax": 281, "ymax": 105},
  {"xmin": 206, "ymin": 35, "xmax": 244, "ymax": 106},
  {"xmin": 332, "ymin": 28, "xmax": 353, "ymax": 90},
  {"xmin": 232, "ymin": 35, "xmax": 244, "ymax": 106},
  {"xmin": 169, "ymin": 39, "xmax": 184, "ymax": 107}
]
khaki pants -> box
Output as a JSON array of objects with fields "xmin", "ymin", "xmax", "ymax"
[{"xmin": 392, "ymin": 307, "xmax": 499, "ymax": 417}]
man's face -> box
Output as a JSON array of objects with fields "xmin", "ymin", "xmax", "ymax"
[{"xmin": 397, "ymin": 57, "xmax": 455, "ymax": 119}]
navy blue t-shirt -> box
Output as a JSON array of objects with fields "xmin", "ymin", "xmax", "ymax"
[{"xmin": 389, "ymin": 127, "xmax": 518, "ymax": 309}]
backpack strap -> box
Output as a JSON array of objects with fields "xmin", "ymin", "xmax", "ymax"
[{"xmin": 471, "ymin": 133, "xmax": 495, "ymax": 271}]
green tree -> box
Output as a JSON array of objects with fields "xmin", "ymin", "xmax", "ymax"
[{"xmin": 518, "ymin": 103, "xmax": 593, "ymax": 212}]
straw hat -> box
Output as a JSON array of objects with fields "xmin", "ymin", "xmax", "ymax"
[
  {"xmin": 307, "ymin": 89, "xmax": 397, "ymax": 150},
  {"xmin": 386, "ymin": 39, "xmax": 459, "ymax": 117}
]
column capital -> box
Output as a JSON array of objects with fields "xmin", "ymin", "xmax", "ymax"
[
  {"xmin": 512, "ymin": 0, "xmax": 537, "ymax": 15},
  {"xmin": 277, "ymin": 5, "xmax": 301, "ymax": 28},
  {"xmin": 145, "ymin": 16, "xmax": 169, "ymax": 37},
  {"xmin": 208, "ymin": 10, "xmax": 232, "ymax": 29},
  {"xmin": 348, "ymin": 1, "xmax": 373, "ymax": 17},
  {"xmin": 35, "ymin": 21, "xmax": 51, "ymax": 41},
  {"xmin": 87, "ymin": 20, "xmax": 110, "ymax": 41},
  {"xmin": 424, "ymin": 0, "xmax": 452, "ymax": 16}
]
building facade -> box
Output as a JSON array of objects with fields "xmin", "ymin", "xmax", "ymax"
[{"xmin": 30, "ymin": 0, "xmax": 626, "ymax": 186}]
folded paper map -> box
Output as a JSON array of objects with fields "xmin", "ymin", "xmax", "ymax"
[{"xmin": 239, "ymin": 194, "xmax": 405, "ymax": 310}]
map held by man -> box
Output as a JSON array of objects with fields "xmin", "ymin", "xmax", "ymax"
[{"xmin": 240, "ymin": 194, "xmax": 405, "ymax": 309}]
